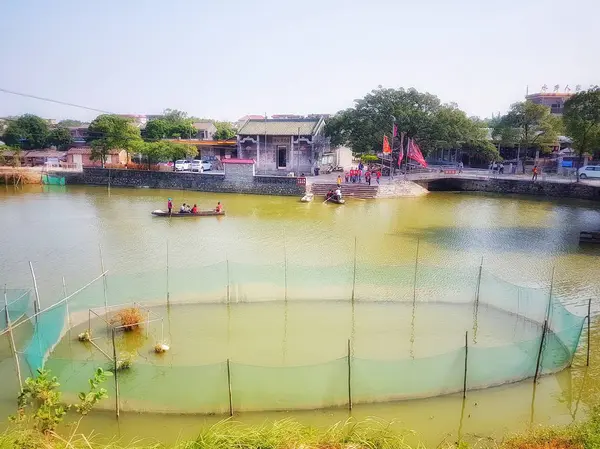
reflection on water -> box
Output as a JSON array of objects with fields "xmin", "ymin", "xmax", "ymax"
[{"xmin": 0, "ymin": 185, "xmax": 600, "ymax": 445}]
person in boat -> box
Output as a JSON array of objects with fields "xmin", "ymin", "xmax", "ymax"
[
  {"xmin": 167, "ymin": 198, "xmax": 173, "ymax": 214},
  {"xmin": 334, "ymin": 187, "xmax": 342, "ymax": 201},
  {"xmin": 215, "ymin": 201, "xmax": 223, "ymax": 213},
  {"xmin": 191, "ymin": 204, "xmax": 198, "ymax": 214},
  {"xmin": 326, "ymin": 190, "xmax": 333, "ymax": 200},
  {"xmin": 180, "ymin": 203, "xmax": 187, "ymax": 213}
]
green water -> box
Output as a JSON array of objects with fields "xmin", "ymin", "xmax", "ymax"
[{"xmin": 1, "ymin": 184, "xmax": 600, "ymax": 446}]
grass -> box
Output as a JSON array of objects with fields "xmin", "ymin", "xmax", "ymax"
[
  {"xmin": 111, "ymin": 307, "xmax": 144, "ymax": 332},
  {"xmin": 3, "ymin": 408, "xmax": 600, "ymax": 449}
]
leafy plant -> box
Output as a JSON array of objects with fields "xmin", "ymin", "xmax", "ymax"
[
  {"xmin": 77, "ymin": 330, "xmax": 91, "ymax": 342},
  {"xmin": 115, "ymin": 354, "xmax": 133, "ymax": 371},
  {"xmin": 74, "ymin": 368, "xmax": 112, "ymax": 415},
  {"xmin": 111, "ymin": 306, "xmax": 144, "ymax": 331}
]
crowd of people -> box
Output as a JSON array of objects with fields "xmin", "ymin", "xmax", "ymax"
[
  {"xmin": 340, "ymin": 162, "xmax": 382, "ymax": 186},
  {"xmin": 166, "ymin": 198, "xmax": 223, "ymax": 214}
]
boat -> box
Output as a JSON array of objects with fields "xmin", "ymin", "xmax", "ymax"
[
  {"xmin": 151, "ymin": 209, "xmax": 225, "ymax": 217},
  {"xmin": 325, "ymin": 196, "xmax": 345, "ymax": 204},
  {"xmin": 301, "ymin": 193, "xmax": 314, "ymax": 202},
  {"xmin": 580, "ymin": 231, "xmax": 600, "ymax": 244}
]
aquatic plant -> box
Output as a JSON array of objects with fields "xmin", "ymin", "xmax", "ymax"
[
  {"xmin": 111, "ymin": 306, "xmax": 144, "ymax": 331},
  {"xmin": 77, "ymin": 330, "xmax": 91, "ymax": 342},
  {"xmin": 154, "ymin": 342, "xmax": 170, "ymax": 354}
]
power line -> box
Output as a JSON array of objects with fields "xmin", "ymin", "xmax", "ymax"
[{"xmin": 0, "ymin": 87, "xmax": 114, "ymax": 115}]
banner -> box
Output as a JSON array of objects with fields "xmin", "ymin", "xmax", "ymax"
[
  {"xmin": 398, "ymin": 132, "xmax": 405, "ymax": 164},
  {"xmin": 407, "ymin": 139, "xmax": 428, "ymax": 167},
  {"xmin": 383, "ymin": 135, "xmax": 392, "ymax": 154}
]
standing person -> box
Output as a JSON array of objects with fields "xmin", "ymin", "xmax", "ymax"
[
  {"xmin": 337, "ymin": 175, "xmax": 342, "ymax": 187},
  {"xmin": 345, "ymin": 171, "xmax": 349, "ymax": 183},
  {"xmin": 509, "ymin": 162, "xmax": 513, "ymax": 174},
  {"xmin": 458, "ymin": 161, "xmax": 463, "ymax": 173},
  {"xmin": 167, "ymin": 198, "xmax": 173, "ymax": 215},
  {"xmin": 376, "ymin": 170, "xmax": 381, "ymax": 185},
  {"xmin": 365, "ymin": 170, "xmax": 371, "ymax": 186},
  {"xmin": 358, "ymin": 162, "xmax": 364, "ymax": 182},
  {"xmin": 532, "ymin": 165, "xmax": 539, "ymax": 182},
  {"xmin": 215, "ymin": 201, "xmax": 223, "ymax": 213}
]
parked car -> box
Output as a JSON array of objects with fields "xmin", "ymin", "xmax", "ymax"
[
  {"xmin": 175, "ymin": 160, "xmax": 191, "ymax": 171},
  {"xmin": 201, "ymin": 160, "xmax": 212, "ymax": 171},
  {"xmin": 578, "ymin": 165, "xmax": 600, "ymax": 179}
]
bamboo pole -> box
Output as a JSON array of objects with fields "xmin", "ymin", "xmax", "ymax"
[
  {"xmin": 284, "ymin": 231, "xmax": 288, "ymax": 302},
  {"xmin": 226, "ymin": 257, "xmax": 230, "ymax": 304},
  {"xmin": 463, "ymin": 331, "xmax": 468, "ymax": 399},
  {"xmin": 227, "ymin": 358, "xmax": 233, "ymax": 416},
  {"xmin": 413, "ymin": 239, "xmax": 420, "ymax": 305},
  {"xmin": 351, "ymin": 236, "xmax": 357, "ymax": 303},
  {"xmin": 473, "ymin": 257, "xmax": 483, "ymax": 343},
  {"xmin": 587, "ymin": 298, "xmax": 592, "ymax": 367},
  {"xmin": 534, "ymin": 319, "xmax": 548, "ymax": 383},
  {"xmin": 166, "ymin": 240, "xmax": 170, "ymax": 303},
  {"xmin": 546, "ymin": 266, "xmax": 555, "ymax": 323},
  {"xmin": 62, "ymin": 276, "xmax": 71, "ymax": 331},
  {"xmin": 29, "ymin": 261, "xmax": 41, "ymax": 319},
  {"xmin": 347, "ymin": 338, "xmax": 352, "ymax": 411},
  {"xmin": 99, "ymin": 245, "xmax": 108, "ymax": 315},
  {"xmin": 111, "ymin": 328, "xmax": 120, "ymax": 418},
  {"xmin": 5, "ymin": 286, "xmax": 23, "ymax": 389}
]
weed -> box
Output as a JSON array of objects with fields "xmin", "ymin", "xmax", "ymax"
[{"xmin": 111, "ymin": 307, "xmax": 144, "ymax": 331}]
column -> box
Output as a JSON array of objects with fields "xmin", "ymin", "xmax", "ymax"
[
  {"xmin": 256, "ymin": 135, "xmax": 260, "ymax": 169},
  {"xmin": 291, "ymin": 135, "xmax": 294, "ymax": 172}
]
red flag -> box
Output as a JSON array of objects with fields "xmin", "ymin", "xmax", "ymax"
[
  {"xmin": 383, "ymin": 135, "xmax": 392, "ymax": 154},
  {"xmin": 398, "ymin": 132, "xmax": 405, "ymax": 165},
  {"xmin": 393, "ymin": 124, "xmax": 398, "ymax": 137},
  {"xmin": 407, "ymin": 139, "xmax": 428, "ymax": 168}
]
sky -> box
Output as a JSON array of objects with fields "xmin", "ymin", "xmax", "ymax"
[{"xmin": 0, "ymin": 0, "xmax": 598, "ymax": 122}]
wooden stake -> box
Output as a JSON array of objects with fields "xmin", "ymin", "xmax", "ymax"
[
  {"xmin": 347, "ymin": 338, "xmax": 352, "ymax": 411},
  {"xmin": 111, "ymin": 328, "xmax": 120, "ymax": 418},
  {"xmin": 463, "ymin": 331, "xmax": 468, "ymax": 399},
  {"xmin": 534, "ymin": 319, "xmax": 548, "ymax": 383},
  {"xmin": 351, "ymin": 236, "xmax": 357, "ymax": 303},
  {"xmin": 29, "ymin": 261, "xmax": 41, "ymax": 318},
  {"xmin": 226, "ymin": 258, "xmax": 230, "ymax": 304},
  {"xmin": 5, "ymin": 286, "xmax": 23, "ymax": 389},
  {"xmin": 413, "ymin": 239, "xmax": 420, "ymax": 305},
  {"xmin": 587, "ymin": 298, "xmax": 592, "ymax": 367},
  {"xmin": 227, "ymin": 358, "xmax": 233, "ymax": 416},
  {"xmin": 166, "ymin": 240, "xmax": 170, "ymax": 303}
]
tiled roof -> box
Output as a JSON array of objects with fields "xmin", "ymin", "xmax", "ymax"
[
  {"xmin": 66, "ymin": 147, "xmax": 122, "ymax": 155},
  {"xmin": 24, "ymin": 150, "xmax": 66, "ymax": 158},
  {"xmin": 238, "ymin": 119, "xmax": 322, "ymax": 136},
  {"xmin": 192, "ymin": 122, "xmax": 215, "ymax": 130}
]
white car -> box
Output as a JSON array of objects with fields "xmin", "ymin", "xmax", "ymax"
[
  {"xmin": 578, "ymin": 165, "xmax": 600, "ymax": 179},
  {"xmin": 175, "ymin": 160, "xmax": 191, "ymax": 171},
  {"xmin": 191, "ymin": 160, "xmax": 212, "ymax": 172}
]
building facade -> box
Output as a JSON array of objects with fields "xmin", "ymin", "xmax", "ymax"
[
  {"xmin": 192, "ymin": 122, "xmax": 217, "ymax": 140},
  {"xmin": 526, "ymin": 92, "xmax": 573, "ymax": 115},
  {"xmin": 237, "ymin": 118, "xmax": 328, "ymax": 175}
]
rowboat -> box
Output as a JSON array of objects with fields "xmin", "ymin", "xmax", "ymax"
[
  {"xmin": 151, "ymin": 209, "xmax": 225, "ymax": 217},
  {"xmin": 325, "ymin": 197, "xmax": 345, "ymax": 204}
]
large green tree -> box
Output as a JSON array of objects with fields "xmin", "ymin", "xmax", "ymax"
[
  {"xmin": 324, "ymin": 87, "xmax": 492, "ymax": 165},
  {"xmin": 2, "ymin": 114, "xmax": 50, "ymax": 149},
  {"xmin": 564, "ymin": 87, "xmax": 600, "ymax": 180},
  {"xmin": 144, "ymin": 119, "xmax": 170, "ymax": 140},
  {"xmin": 138, "ymin": 141, "xmax": 196, "ymax": 168},
  {"xmin": 493, "ymin": 101, "xmax": 562, "ymax": 173},
  {"xmin": 213, "ymin": 121, "xmax": 236, "ymax": 140},
  {"xmin": 47, "ymin": 127, "xmax": 74, "ymax": 150},
  {"xmin": 87, "ymin": 115, "xmax": 142, "ymax": 167},
  {"xmin": 58, "ymin": 119, "xmax": 86, "ymax": 127},
  {"xmin": 145, "ymin": 110, "xmax": 197, "ymax": 139}
]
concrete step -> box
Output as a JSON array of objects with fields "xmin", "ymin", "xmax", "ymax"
[{"xmin": 310, "ymin": 183, "xmax": 379, "ymax": 199}]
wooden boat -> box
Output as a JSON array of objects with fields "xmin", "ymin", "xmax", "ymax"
[
  {"xmin": 325, "ymin": 196, "xmax": 345, "ymax": 204},
  {"xmin": 580, "ymin": 231, "xmax": 600, "ymax": 244},
  {"xmin": 151, "ymin": 209, "xmax": 225, "ymax": 217}
]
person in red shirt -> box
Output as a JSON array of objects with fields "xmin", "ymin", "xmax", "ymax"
[
  {"xmin": 191, "ymin": 204, "xmax": 198, "ymax": 214},
  {"xmin": 167, "ymin": 198, "xmax": 173, "ymax": 215},
  {"xmin": 215, "ymin": 202, "xmax": 223, "ymax": 213},
  {"xmin": 376, "ymin": 170, "xmax": 381, "ymax": 184}
]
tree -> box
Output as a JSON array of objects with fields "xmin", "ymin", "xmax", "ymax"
[
  {"xmin": 564, "ymin": 87, "xmax": 600, "ymax": 181},
  {"xmin": 58, "ymin": 119, "xmax": 85, "ymax": 127},
  {"xmin": 2, "ymin": 114, "xmax": 49, "ymax": 149},
  {"xmin": 138, "ymin": 141, "xmax": 196, "ymax": 168},
  {"xmin": 493, "ymin": 101, "xmax": 562, "ymax": 173},
  {"xmin": 213, "ymin": 121, "xmax": 236, "ymax": 140},
  {"xmin": 47, "ymin": 127, "xmax": 74, "ymax": 150},
  {"xmin": 162, "ymin": 109, "xmax": 189, "ymax": 123},
  {"xmin": 87, "ymin": 115, "xmax": 142, "ymax": 167},
  {"xmin": 144, "ymin": 119, "xmax": 170, "ymax": 140},
  {"xmin": 324, "ymin": 87, "xmax": 487, "ymax": 167}
]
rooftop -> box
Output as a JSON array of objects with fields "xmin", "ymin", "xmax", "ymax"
[
  {"xmin": 238, "ymin": 118, "xmax": 323, "ymax": 136},
  {"xmin": 192, "ymin": 122, "xmax": 215, "ymax": 130}
]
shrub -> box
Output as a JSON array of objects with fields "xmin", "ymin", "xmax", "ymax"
[{"xmin": 111, "ymin": 307, "xmax": 144, "ymax": 331}]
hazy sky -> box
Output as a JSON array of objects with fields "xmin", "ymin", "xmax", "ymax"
[{"xmin": 1, "ymin": 0, "xmax": 598, "ymax": 122}]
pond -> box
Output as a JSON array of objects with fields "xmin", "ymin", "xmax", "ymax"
[{"xmin": 1, "ymin": 184, "xmax": 600, "ymax": 446}]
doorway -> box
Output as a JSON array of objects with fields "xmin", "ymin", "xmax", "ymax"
[{"xmin": 277, "ymin": 146, "xmax": 287, "ymax": 169}]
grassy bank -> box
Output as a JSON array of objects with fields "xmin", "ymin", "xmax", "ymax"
[{"xmin": 3, "ymin": 411, "xmax": 600, "ymax": 449}]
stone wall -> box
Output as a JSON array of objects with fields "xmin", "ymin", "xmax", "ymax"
[
  {"xmin": 417, "ymin": 177, "xmax": 600, "ymax": 201},
  {"xmin": 64, "ymin": 168, "xmax": 305, "ymax": 196}
]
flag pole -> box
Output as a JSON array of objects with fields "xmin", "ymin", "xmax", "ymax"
[{"xmin": 390, "ymin": 117, "xmax": 395, "ymax": 180}]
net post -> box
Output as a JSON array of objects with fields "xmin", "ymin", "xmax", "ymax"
[
  {"xmin": 227, "ymin": 358, "xmax": 233, "ymax": 416},
  {"xmin": 226, "ymin": 257, "xmax": 230, "ymax": 304},
  {"xmin": 284, "ymin": 231, "xmax": 288, "ymax": 302},
  {"xmin": 413, "ymin": 238, "xmax": 420, "ymax": 305},
  {"xmin": 534, "ymin": 319, "xmax": 548, "ymax": 383},
  {"xmin": 4, "ymin": 286, "xmax": 23, "ymax": 389},
  {"xmin": 111, "ymin": 328, "xmax": 120, "ymax": 418},
  {"xmin": 166, "ymin": 239, "xmax": 170, "ymax": 303},
  {"xmin": 351, "ymin": 236, "xmax": 357, "ymax": 303},
  {"xmin": 99, "ymin": 245, "xmax": 108, "ymax": 315},
  {"xmin": 587, "ymin": 298, "xmax": 592, "ymax": 367},
  {"xmin": 472, "ymin": 257, "xmax": 483, "ymax": 343},
  {"xmin": 29, "ymin": 261, "xmax": 41, "ymax": 320},
  {"xmin": 62, "ymin": 276, "xmax": 71, "ymax": 330},
  {"xmin": 347, "ymin": 338, "xmax": 352, "ymax": 411},
  {"xmin": 546, "ymin": 266, "xmax": 555, "ymax": 323},
  {"xmin": 463, "ymin": 331, "xmax": 468, "ymax": 399}
]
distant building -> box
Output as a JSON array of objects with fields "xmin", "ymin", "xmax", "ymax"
[
  {"xmin": 68, "ymin": 125, "xmax": 89, "ymax": 146},
  {"xmin": 192, "ymin": 122, "xmax": 217, "ymax": 140},
  {"xmin": 237, "ymin": 117, "xmax": 328, "ymax": 175},
  {"xmin": 66, "ymin": 147, "xmax": 128, "ymax": 168},
  {"xmin": 118, "ymin": 114, "xmax": 148, "ymax": 127},
  {"xmin": 235, "ymin": 115, "xmax": 265, "ymax": 129},
  {"xmin": 271, "ymin": 114, "xmax": 303, "ymax": 119},
  {"xmin": 526, "ymin": 92, "xmax": 573, "ymax": 115}
]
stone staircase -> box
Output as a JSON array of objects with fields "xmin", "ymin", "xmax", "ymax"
[{"xmin": 309, "ymin": 183, "xmax": 379, "ymax": 199}]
